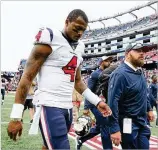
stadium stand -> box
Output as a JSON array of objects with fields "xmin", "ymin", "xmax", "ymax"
[{"xmin": 81, "ymin": 14, "xmax": 158, "ymax": 40}]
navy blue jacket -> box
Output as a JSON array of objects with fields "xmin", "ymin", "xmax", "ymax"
[
  {"xmin": 149, "ymin": 83, "xmax": 158, "ymax": 106},
  {"xmin": 149, "ymin": 83, "xmax": 157, "ymax": 99},
  {"xmin": 84, "ymin": 68, "xmax": 103, "ymax": 110},
  {"xmin": 108, "ymin": 63, "xmax": 152, "ymax": 134},
  {"xmin": 147, "ymin": 88, "xmax": 155, "ymax": 107}
]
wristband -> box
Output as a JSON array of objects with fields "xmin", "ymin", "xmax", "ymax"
[
  {"xmin": 82, "ymin": 88, "xmax": 101, "ymax": 106},
  {"xmin": 10, "ymin": 104, "xmax": 24, "ymax": 119}
]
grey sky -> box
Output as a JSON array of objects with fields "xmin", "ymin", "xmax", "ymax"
[{"xmin": 2, "ymin": 0, "xmax": 156, "ymax": 72}]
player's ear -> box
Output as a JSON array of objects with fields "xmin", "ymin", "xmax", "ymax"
[{"xmin": 65, "ymin": 19, "xmax": 69, "ymax": 26}]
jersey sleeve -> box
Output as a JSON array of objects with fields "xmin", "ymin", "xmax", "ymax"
[{"xmin": 34, "ymin": 27, "xmax": 53, "ymax": 46}]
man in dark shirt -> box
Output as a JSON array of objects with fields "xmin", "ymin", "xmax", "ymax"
[
  {"xmin": 96, "ymin": 64, "xmax": 118, "ymax": 100},
  {"xmin": 1, "ymin": 78, "xmax": 6, "ymax": 105},
  {"xmin": 76, "ymin": 56, "xmax": 113, "ymax": 150},
  {"xmin": 149, "ymin": 75, "xmax": 158, "ymax": 127},
  {"xmin": 108, "ymin": 43, "xmax": 155, "ymax": 149}
]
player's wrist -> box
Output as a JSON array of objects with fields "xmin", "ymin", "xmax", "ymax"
[
  {"xmin": 82, "ymin": 88, "xmax": 101, "ymax": 106},
  {"xmin": 96, "ymin": 101, "xmax": 102, "ymax": 107},
  {"xmin": 10, "ymin": 103, "xmax": 24, "ymax": 119}
]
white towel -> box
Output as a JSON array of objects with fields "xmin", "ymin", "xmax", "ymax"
[{"xmin": 28, "ymin": 106, "xmax": 42, "ymax": 135}]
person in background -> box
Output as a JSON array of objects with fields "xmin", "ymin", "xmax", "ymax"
[
  {"xmin": 1, "ymin": 78, "xmax": 6, "ymax": 105},
  {"xmin": 149, "ymin": 75, "xmax": 158, "ymax": 127},
  {"xmin": 76, "ymin": 56, "xmax": 113, "ymax": 150},
  {"xmin": 22, "ymin": 81, "xmax": 36, "ymax": 124},
  {"xmin": 72, "ymin": 89, "xmax": 83, "ymax": 124}
]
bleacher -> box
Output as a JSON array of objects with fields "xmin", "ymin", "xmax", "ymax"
[{"xmin": 81, "ymin": 13, "xmax": 158, "ymax": 40}]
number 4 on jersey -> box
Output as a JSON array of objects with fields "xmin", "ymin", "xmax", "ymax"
[{"xmin": 62, "ymin": 56, "xmax": 78, "ymax": 82}]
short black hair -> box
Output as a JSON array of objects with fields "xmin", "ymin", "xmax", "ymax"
[{"xmin": 67, "ymin": 9, "xmax": 88, "ymax": 23}]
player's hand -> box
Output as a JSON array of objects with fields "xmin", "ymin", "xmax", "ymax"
[
  {"xmin": 7, "ymin": 120, "xmax": 23, "ymax": 141},
  {"xmin": 97, "ymin": 101, "xmax": 112, "ymax": 117},
  {"xmin": 83, "ymin": 109, "xmax": 90, "ymax": 116},
  {"xmin": 147, "ymin": 111, "xmax": 155, "ymax": 122},
  {"xmin": 156, "ymin": 100, "xmax": 158, "ymax": 104},
  {"xmin": 111, "ymin": 131, "xmax": 122, "ymax": 146}
]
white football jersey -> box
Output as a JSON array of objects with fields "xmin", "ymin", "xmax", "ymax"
[{"xmin": 33, "ymin": 27, "xmax": 85, "ymax": 109}]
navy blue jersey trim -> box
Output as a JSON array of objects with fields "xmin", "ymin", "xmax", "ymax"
[{"xmin": 46, "ymin": 28, "xmax": 53, "ymax": 42}]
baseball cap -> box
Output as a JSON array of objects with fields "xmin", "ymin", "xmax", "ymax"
[
  {"xmin": 125, "ymin": 43, "xmax": 150, "ymax": 53},
  {"xmin": 101, "ymin": 56, "xmax": 113, "ymax": 61},
  {"xmin": 98, "ymin": 56, "xmax": 113, "ymax": 65}
]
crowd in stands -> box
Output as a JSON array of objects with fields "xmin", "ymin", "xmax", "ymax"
[
  {"xmin": 144, "ymin": 49, "xmax": 158, "ymax": 62},
  {"xmin": 81, "ymin": 58, "xmax": 100, "ymax": 69},
  {"xmin": 8, "ymin": 73, "xmax": 21, "ymax": 91},
  {"xmin": 81, "ymin": 13, "xmax": 158, "ymax": 40},
  {"xmin": 144, "ymin": 69, "xmax": 158, "ymax": 86},
  {"xmin": 1, "ymin": 71, "xmax": 16, "ymax": 77},
  {"xmin": 1, "ymin": 72, "xmax": 21, "ymax": 91},
  {"xmin": 82, "ymin": 49, "xmax": 158, "ymax": 69},
  {"xmin": 81, "ymin": 49, "xmax": 157, "ymax": 85}
]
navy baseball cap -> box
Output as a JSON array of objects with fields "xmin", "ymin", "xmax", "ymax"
[{"xmin": 125, "ymin": 43, "xmax": 150, "ymax": 53}]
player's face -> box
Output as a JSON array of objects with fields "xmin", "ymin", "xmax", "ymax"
[
  {"xmin": 65, "ymin": 16, "xmax": 87, "ymax": 41},
  {"xmin": 128, "ymin": 49, "xmax": 145, "ymax": 67},
  {"xmin": 102, "ymin": 60, "xmax": 111, "ymax": 69}
]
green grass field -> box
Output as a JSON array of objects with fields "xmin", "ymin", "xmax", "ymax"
[
  {"xmin": 1, "ymin": 93, "xmax": 158, "ymax": 150},
  {"xmin": 1, "ymin": 93, "xmax": 90, "ymax": 150}
]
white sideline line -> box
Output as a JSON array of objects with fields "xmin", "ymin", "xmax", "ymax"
[
  {"xmin": 1, "ymin": 121, "xmax": 30, "ymax": 124},
  {"xmin": 1, "ymin": 108, "xmax": 11, "ymax": 110},
  {"xmin": 8, "ymin": 92, "xmax": 16, "ymax": 94},
  {"xmin": 6, "ymin": 95, "xmax": 15, "ymax": 97},
  {"xmin": 150, "ymin": 145, "xmax": 158, "ymax": 148},
  {"xmin": 1, "ymin": 102, "xmax": 13, "ymax": 104},
  {"xmin": 150, "ymin": 140, "xmax": 158, "ymax": 144},
  {"xmin": 151, "ymin": 136, "xmax": 158, "ymax": 139}
]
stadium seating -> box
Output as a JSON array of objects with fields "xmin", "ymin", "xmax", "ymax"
[{"xmin": 81, "ymin": 14, "xmax": 158, "ymax": 40}]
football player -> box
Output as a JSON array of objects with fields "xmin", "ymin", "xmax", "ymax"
[{"xmin": 7, "ymin": 9, "xmax": 112, "ymax": 150}]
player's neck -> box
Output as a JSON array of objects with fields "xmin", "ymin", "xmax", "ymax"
[{"xmin": 62, "ymin": 30, "xmax": 75, "ymax": 43}]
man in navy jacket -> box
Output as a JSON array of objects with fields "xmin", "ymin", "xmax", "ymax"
[
  {"xmin": 149, "ymin": 75, "xmax": 158, "ymax": 127},
  {"xmin": 76, "ymin": 56, "xmax": 113, "ymax": 150},
  {"xmin": 108, "ymin": 43, "xmax": 155, "ymax": 149}
]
